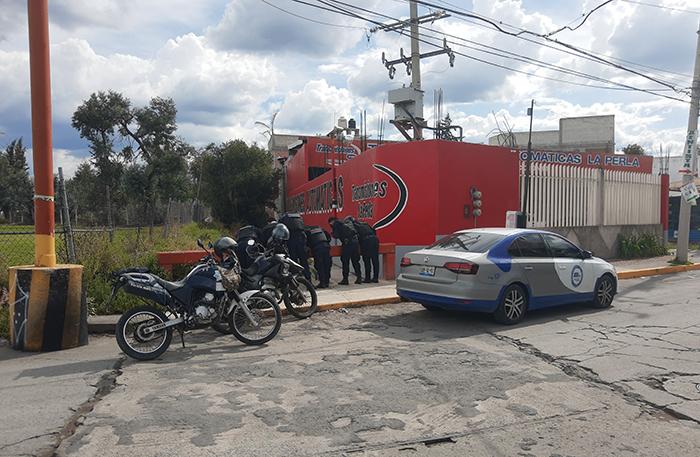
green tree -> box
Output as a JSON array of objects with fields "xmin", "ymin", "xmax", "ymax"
[
  {"xmin": 66, "ymin": 162, "xmax": 99, "ymax": 226},
  {"xmin": 622, "ymin": 143, "xmax": 645, "ymax": 155},
  {"xmin": 0, "ymin": 138, "xmax": 33, "ymax": 223},
  {"xmin": 199, "ymin": 141, "xmax": 280, "ymax": 227},
  {"xmin": 72, "ymin": 91, "xmax": 192, "ymax": 231}
]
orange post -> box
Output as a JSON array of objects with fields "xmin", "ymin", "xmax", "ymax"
[{"xmin": 28, "ymin": 0, "xmax": 56, "ymax": 267}]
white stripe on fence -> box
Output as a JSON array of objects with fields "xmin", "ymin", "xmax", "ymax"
[{"xmin": 520, "ymin": 163, "xmax": 661, "ymax": 228}]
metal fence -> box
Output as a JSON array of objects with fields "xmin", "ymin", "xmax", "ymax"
[{"xmin": 520, "ymin": 163, "xmax": 661, "ymax": 228}]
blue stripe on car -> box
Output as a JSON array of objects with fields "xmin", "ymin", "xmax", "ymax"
[
  {"xmin": 485, "ymin": 232, "xmax": 521, "ymax": 273},
  {"xmin": 399, "ymin": 288, "xmax": 595, "ymax": 313}
]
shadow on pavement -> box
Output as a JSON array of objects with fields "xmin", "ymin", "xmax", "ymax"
[
  {"xmin": 17, "ymin": 358, "xmax": 117, "ymax": 379},
  {"xmin": 357, "ymin": 301, "xmax": 611, "ymax": 343}
]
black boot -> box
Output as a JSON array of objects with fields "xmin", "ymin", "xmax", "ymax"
[
  {"xmin": 355, "ymin": 278, "xmax": 363, "ymax": 284},
  {"xmin": 339, "ymin": 278, "xmax": 349, "ymax": 285}
]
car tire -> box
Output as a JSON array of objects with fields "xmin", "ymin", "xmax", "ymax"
[
  {"xmin": 421, "ymin": 304, "xmax": 443, "ymax": 313},
  {"xmin": 591, "ymin": 274, "xmax": 615, "ymax": 309},
  {"xmin": 494, "ymin": 284, "xmax": 527, "ymax": 325}
]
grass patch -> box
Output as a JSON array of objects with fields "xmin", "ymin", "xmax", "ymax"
[
  {"xmin": 618, "ymin": 232, "xmax": 668, "ymax": 260},
  {"xmin": 0, "ymin": 222, "xmax": 230, "ymax": 316}
]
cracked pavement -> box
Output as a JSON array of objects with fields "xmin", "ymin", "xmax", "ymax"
[{"xmin": 2, "ymin": 273, "xmax": 700, "ymax": 456}]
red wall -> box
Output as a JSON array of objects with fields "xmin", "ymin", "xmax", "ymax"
[
  {"xmin": 436, "ymin": 142, "xmax": 520, "ymax": 236},
  {"xmin": 286, "ymin": 140, "xmax": 519, "ymax": 246}
]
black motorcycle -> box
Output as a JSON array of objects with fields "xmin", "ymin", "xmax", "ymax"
[
  {"xmin": 242, "ymin": 239, "xmax": 318, "ymax": 319},
  {"xmin": 111, "ymin": 240, "xmax": 282, "ymax": 360}
]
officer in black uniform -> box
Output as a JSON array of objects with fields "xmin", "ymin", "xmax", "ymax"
[
  {"xmin": 280, "ymin": 213, "xmax": 311, "ymax": 280},
  {"xmin": 305, "ymin": 225, "xmax": 332, "ymax": 288},
  {"xmin": 235, "ymin": 225, "xmax": 261, "ymax": 269},
  {"xmin": 328, "ymin": 216, "xmax": 362, "ymax": 285},
  {"xmin": 351, "ymin": 218, "xmax": 380, "ymax": 283}
]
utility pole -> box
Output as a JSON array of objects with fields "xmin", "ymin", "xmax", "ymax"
[
  {"xmin": 376, "ymin": 1, "xmax": 454, "ymax": 141},
  {"xmin": 521, "ymin": 99, "xmax": 535, "ymax": 228},
  {"xmin": 676, "ymin": 22, "xmax": 700, "ymax": 263}
]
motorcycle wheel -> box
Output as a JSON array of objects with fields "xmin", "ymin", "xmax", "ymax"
[
  {"xmin": 282, "ymin": 277, "xmax": 318, "ymax": 319},
  {"xmin": 228, "ymin": 293, "xmax": 282, "ymax": 345},
  {"xmin": 116, "ymin": 305, "xmax": 173, "ymax": 361}
]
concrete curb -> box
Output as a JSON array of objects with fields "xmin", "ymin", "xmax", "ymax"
[
  {"xmin": 88, "ymin": 295, "xmax": 403, "ymax": 334},
  {"xmin": 617, "ymin": 263, "xmax": 700, "ymax": 279},
  {"xmin": 87, "ymin": 264, "xmax": 700, "ymax": 334}
]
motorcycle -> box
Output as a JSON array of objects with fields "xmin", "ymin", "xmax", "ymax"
[
  {"xmin": 241, "ymin": 239, "xmax": 318, "ymax": 319},
  {"xmin": 110, "ymin": 239, "xmax": 282, "ymax": 360}
]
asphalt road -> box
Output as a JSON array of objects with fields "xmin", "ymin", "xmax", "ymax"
[{"xmin": 3, "ymin": 273, "xmax": 700, "ymax": 456}]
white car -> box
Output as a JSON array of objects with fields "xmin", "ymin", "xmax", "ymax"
[{"xmin": 396, "ymin": 228, "xmax": 617, "ymax": 324}]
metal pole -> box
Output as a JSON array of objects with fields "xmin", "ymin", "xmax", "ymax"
[
  {"xmin": 58, "ymin": 167, "xmax": 76, "ymax": 263},
  {"xmin": 676, "ymin": 22, "xmax": 700, "ymax": 263},
  {"xmin": 522, "ymin": 99, "xmax": 535, "ymax": 227},
  {"xmin": 27, "ymin": 0, "xmax": 56, "ymax": 267},
  {"xmin": 409, "ymin": 1, "xmax": 423, "ymax": 140}
]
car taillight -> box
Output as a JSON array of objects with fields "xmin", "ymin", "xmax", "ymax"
[
  {"xmin": 444, "ymin": 262, "xmax": 479, "ymax": 274},
  {"xmin": 400, "ymin": 257, "xmax": 412, "ymax": 267}
]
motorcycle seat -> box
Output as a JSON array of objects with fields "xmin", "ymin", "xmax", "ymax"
[
  {"xmin": 155, "ymin": 277, "xmax": 186, "ymax": 292},
  {"xmin": 113, "ymin": 267, "xmax": 149, "ymax": 276}
]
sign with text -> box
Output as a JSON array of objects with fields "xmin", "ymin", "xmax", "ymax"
[
  {"xmin": 680, "ymin": 181, "xmax": 699, "ymax": 203},
  {"xmin": 681, "ymin": 130, "xmax": 697, "ymax": 174},
  {"xmin": 518, "ymin": 150, "xmax": 653, "ymax": 173}
]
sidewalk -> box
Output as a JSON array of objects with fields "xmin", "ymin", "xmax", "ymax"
[{"xmin": 87, "ymin": 251, "xmax": 700, "ymax": 333}]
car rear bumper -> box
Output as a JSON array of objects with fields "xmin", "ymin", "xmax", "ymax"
[{"xmin": 397, "ymin": 289, "xmax": 498, "ymax": 312}]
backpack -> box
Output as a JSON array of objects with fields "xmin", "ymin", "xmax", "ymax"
[
  {"xmin": 280, "ymin": 213, "xmax": 305, "ymax": 232},
  {"xmin": 306, "ymin": 226, "xmax": 329, "ymax": 247},
  {"xmin": 352, "ymin": 221, "xmax": 375, "ymax": 240},
  {"xmin": 339, "ymin": 219, "xmax": 357, "ymax": 240}
]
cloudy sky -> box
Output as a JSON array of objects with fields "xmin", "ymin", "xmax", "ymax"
[{"xmin": 0, "ymin": 0, "xmax": 698, "ymax": 176}]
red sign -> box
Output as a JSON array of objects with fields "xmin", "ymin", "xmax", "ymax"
[{"xmin": 517, "ymin": 150, "xmax": 653, "ymax": 173}]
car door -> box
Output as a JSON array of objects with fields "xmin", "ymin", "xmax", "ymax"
[
  {"xmin": 508, "ymin": 233, "xmax": 558, "ymax": 306},
  {"xmin": 542, "ymin": 234, "xmax": 596, "ymax": 299}
]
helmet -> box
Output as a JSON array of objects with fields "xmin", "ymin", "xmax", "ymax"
[
  {"xmin": 213, "ymin": 237, "xmax": 238, "ymax": 257},
  {"xmin": 271, "ymin": 223, "xmax": 290, "ymax": 242}
]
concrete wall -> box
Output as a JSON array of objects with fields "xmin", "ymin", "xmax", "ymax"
[{"xmin": 545, "ymin": 224, "xmax": 663, "ymax": 260}]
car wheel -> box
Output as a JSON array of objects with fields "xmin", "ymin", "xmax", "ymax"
[
  {"xmin": 494, "ymin": 284, "xmax": 527, "ymax": 325},
  {"xmin": 421, "ymin": 304, "xmax": 443, "ymax": 313},
  {"xmin": 592, "ymin": 274, "xmax": 615, "ymax": 309}
]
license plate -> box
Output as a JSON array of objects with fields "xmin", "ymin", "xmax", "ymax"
[{"xmin": 419, "ymin": 266, "xmax": 436, "ymax": 277}]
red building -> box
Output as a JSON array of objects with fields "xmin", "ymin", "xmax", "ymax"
[{"xmin": 283, "ymin": 136, "xmax": 656, "ymax": 264}]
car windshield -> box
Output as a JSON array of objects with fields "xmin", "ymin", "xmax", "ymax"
[{"xmin": 428, "ymin": 232, "xmax": 505, "ymax": 253}]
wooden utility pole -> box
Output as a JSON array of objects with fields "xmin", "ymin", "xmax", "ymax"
[{"xmin": 676, "ymin": 22, "xmax": 700, "ymax": 263}]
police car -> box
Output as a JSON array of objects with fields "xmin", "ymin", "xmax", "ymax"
[{"xmin": 396, "ymin": 228, "xmax": 617, "ymax": 324}]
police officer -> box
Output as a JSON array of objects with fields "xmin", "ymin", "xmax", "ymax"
[
  {"xmin": 328, "ymin": 216, "xmax": 362, "ymax": 285},
  {"xmin": 235, "ymin": 224, "xmax": 261, "ymax": 269},
  {"xmin": 351, "ymin": 218, "xmax": 380, "ymax": 283},
  {"xmin": 280, "ymin": 213, "xmax": 311, "ymax": 280},
  {"xmin": 306, "ymin": 225, "xmax": 331, "ymax": 288}
]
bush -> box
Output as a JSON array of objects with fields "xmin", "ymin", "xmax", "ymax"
[{"xmin": 618, "ymin": 232, "xmax": 667, "ymax": 259}]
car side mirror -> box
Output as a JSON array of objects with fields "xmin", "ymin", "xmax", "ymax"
[
  {"xmin": 196, "ymin": 239, "xmax": 204, "ymax": 249},
  {"xmin": 581, "ymin": 250, "xmax": 593, "ymax": 259}
]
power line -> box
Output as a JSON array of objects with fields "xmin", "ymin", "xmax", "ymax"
[
  {"xmin": 408, "ymin": 0, "xmax": 691, "ymax": 94},
  {"xmin": 620, "ymin": 0, "xmax": 700, "ymax": 15},
  {"xmin": 259, "ymin": 0, "xmax": 366, "ymax": 29},
  {"xmin": 545, "ymin": 0, "xmax": 615, "ymax": 37},
  {"xmin": 288, "ymin": 0, "xmax": 689, "ymax": 101},
  {"xmin": 319, "ymin": 0, "xmax": 690, "ymax": 100},
  {"xmin": 432, "ymin": 0, "xmax": 693, "ymax": 80}
]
